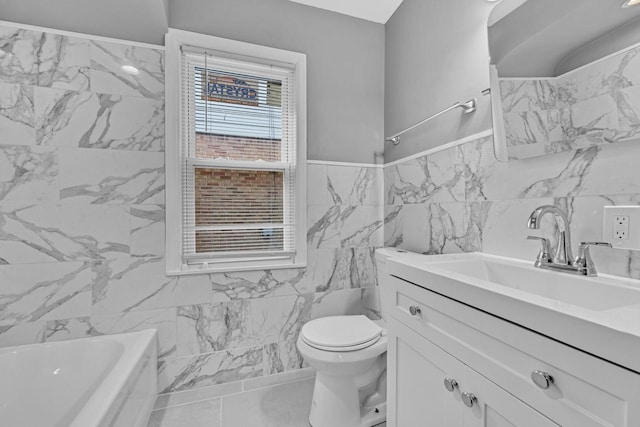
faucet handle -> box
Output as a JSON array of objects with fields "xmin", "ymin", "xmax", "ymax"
[
  {"xmin": 575, "ymin": 242, "xmax": 612, "ymax": 276},
  {"xmin": 526, "ymin": 235, "xmax": 552, "ymax": 265}
]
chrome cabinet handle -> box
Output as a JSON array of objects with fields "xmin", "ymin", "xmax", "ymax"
[
  {"xmin": 443, "ymin": 378, "xmax": 458, "ymax": 392},
  {"xmin": 461, "ymin": 392, "xmax": 477, "ymax": 408},
  {"xmin": 531, "ymin": 370, "xmax": 554, "ymax": 390},
  {"xmin": 408, "ymin": 305, "xmax": 421, "ymax": 316}
]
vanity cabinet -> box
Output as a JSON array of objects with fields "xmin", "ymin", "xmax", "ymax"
[{"xmin": 387, "ymin": 275, "xmax": 640, "ymax": 427}]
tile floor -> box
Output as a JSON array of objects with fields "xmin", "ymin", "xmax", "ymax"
[{"xmin": 147, "ymin": 369, "xmax": 387, "ymax": 427}]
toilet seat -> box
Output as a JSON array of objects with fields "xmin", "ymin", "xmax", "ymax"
[{"xmin": 300, "ymin": 315, "xmax": 382, "ymax": 352}]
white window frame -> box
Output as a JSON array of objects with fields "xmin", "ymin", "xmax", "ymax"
[{"xmin": 165, "ymin": 29, "xmax": 307, "ymax": 275}]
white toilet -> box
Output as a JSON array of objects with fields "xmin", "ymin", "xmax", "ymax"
[
  {"xmin": 297, "ymin": 315, "xmax": 387, "ymax": 427},
  {"xmin": 297, "ymin": 248, "xmax": 400, "ymax": 427}
]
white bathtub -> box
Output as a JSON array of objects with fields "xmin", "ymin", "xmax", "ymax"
[{"xmin": 0, "ymin": 329, "xmax": 157, "ymax": 427}]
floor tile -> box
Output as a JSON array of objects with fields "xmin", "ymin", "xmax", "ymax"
[
  {"xmin": 147, "ymin": 399, "xmax": 221, "ymax": 427},
  {"xmin": 221, "ymin": 378, "xmax": 314, "ymax": 427}
]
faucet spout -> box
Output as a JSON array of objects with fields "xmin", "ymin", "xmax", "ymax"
[{"xmin": 527, "ymin": 205, "xmax": 573, "ymax": 265}]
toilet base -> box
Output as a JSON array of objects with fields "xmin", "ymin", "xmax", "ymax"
[{"xmin": 308, "ymin": 372, "xmax": 387, "ymax": 427}]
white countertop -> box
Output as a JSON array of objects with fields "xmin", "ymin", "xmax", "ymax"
[{"xmin": 385, "ymin": 251, "xmax": 640, "ymax": 374}]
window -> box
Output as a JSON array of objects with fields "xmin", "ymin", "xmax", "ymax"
[{"xmin": 166, "ymin": 30, "xmax": 307, "ymax": 274}]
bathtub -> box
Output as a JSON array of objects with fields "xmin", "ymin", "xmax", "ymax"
[{"xmin": 0, "ymin": 329, "xmax": 157, "ymax": 427}]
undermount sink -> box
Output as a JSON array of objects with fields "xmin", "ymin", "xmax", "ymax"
[
  {"xmin": 426, "ymin": 256, "xmax": 640, "ymax": 311},
  {"xmin": 384, "ymin": 250, "xmax": 640, "ymax": 374}
]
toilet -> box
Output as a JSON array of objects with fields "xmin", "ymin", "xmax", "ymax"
[
  {"xmin": 297, "ymin": 248, "xmax": 399, "ymax": 427},
  {"xmin": 297, "ymin": 315, "xmax": 387, "ymax": 427}
]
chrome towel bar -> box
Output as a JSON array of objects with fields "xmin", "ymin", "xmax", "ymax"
[{"xmin": 385, "ymin": 98, "xmax": 477, "ymax": 145}]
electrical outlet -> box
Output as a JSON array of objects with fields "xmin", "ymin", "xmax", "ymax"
[
  {"xmin": 614, "ymin": 215, "xmax": 629, "ymax": 240},
  {"xmin": 603, "ymin": 206, "xmax": 640, "ymax": 249}
]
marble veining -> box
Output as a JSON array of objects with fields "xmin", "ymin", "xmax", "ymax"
[
  {"xmin": 0, "ymin": 24, "xmax": 386, "ymax": 394},
  {"xmin": 0, "ymin": 204, "xmax": 130, "ymax": 263},
  {"xmin": 0, "ymin": 28, "xmax": 89, "ymax": 90},
  {"xmin": 90, "ymin": 40, "xmax": 164, "ymax": 100},
  {"xmin": 0, "ymin": 261, "xmax": 92, "ymax": 326},
  {"xmin": 498, "ymin": 44, "xmax": 640, "ymax": 159},
  {"xmin": 58, "ymin": 148, "xmax": 165, "ymax": 204},
  {"xmin": 386, "ymin": 131, "xmax": 640, "ymax": 281},
  {"xmin": 0, "ymin": 145, "xmax": 57, "ymax": 210},
  {"xmin": 0, "ymin": 83, "xmax": 34, "ymax": 145}
]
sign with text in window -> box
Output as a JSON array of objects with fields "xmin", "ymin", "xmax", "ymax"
[
  {"xmin": 199, "ymin": 70, "xmax": 282, "ymax": 108},
  {"xmin": 201, "ymin": 71, "xmax": 260, "ymax": 106}
]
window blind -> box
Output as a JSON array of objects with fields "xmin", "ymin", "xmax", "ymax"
[{"xmin": 181, "ymin": 47, "xmax": 298, "ymax": 265}]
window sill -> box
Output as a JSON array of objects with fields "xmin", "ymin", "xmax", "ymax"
[{"xmin": 166, "ymin": 262, "xmax": 307, "ymax": 276}]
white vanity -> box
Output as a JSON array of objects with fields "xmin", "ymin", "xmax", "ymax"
[{"xmin": 381, "ymin": 250, "xmax": 640, "ymax": 427}]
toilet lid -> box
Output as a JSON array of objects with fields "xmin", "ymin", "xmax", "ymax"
[{"xmin": 301, "ymin": 315, "xmax": 382, "ymax": 350}]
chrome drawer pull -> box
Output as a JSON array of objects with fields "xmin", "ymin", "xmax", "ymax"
[
  {"xmin": 531, "ymin": 370, "xmax": 553, "ymax": 390},
  {"xmin": 461, "ymin": 392, "xmax": 477, "ymax": 408},
  {"xmin": 409, "ymin": 305, "xmax": 421, "ymax": 316},
  {"xmin": 443, "ymin": 378, "xmax": 458, "ymax": 392}
]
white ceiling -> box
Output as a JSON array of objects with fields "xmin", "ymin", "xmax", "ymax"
[{"xmin": 289, "ymin": 0, "xmax": 404, "ymax": 24}]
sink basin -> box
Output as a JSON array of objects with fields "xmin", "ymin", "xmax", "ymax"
[
  {"xmin": 427, "ymin": 257, "xmax": 640, "ymax": 311},
  {"xmin": 385, "ymin": 251, "xmax": 640, "ymax": 374}
]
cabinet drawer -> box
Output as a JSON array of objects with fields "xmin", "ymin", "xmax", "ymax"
[{"xmin": 389, "ymin": 275, "xmax": 640, "ymax": 427}]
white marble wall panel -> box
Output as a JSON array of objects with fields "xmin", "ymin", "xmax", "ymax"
[
  {"xmin": 503, "ymin": 110, "xmax": 549, "ymax": 148},
  {"xmin": 0, "ymin": 83, "xmax": 34, "ymax": 145},
  {"xmin": 35, "ymin": 88, "xmax": 164, "ymax": 150},
  {"xmin": 130, "ymin": 204, "xmax": 165, "ymax": 257},
  {"xmin": 463, "ymin": 137, "xmax": 640, "ymax": 201},
  {"xmin": 176, "ymin": 301, "xmax": 255, "ymax": 356},
  {"xmin": 0, "ymin": 204, "xmax": 129, "ymax": 263},
  {"xmin": 0, "ymin": 145, "xmax": 57, "ymax": 210},
  {"xmin": 0, "ymin": 261, "xmax": 92, "ymax": 326},
  {"xmin": 384, "ymin": 204, "xmax": 403, "ymax": 247},
  {"xmin": 384, "ymin": 148, "xmax": 465, "ymax": 205},
  {"xmin": 91, "ymin": 257, "xmax": 212, "ymax": 315},
  {"xmin": 264, "ymin": 340, "xmax": 304, "ymax": 375},
  {"xmin": 499, "ymin": 79, "xmax": 556, "ymax": 113},
  {"xmin": 0, "ymin": 27, "xmax": 89, "ymax": 90},
  {"xmin": 617, "ymin": 84, "xmax": 640, "ymax": 133},
  {"xmin": 500, "ymin": 45, "xmax": 640, "ymax": 159},
  {"xmin": 560, "ymin": 94, "xmax": 619, "ymax": 147},
  {"xmin": 210, "ymin": 268, "xmax": 307, "ymax": 302},
  {"xmin": 307, "ymin": 205, "xmax": 383, "ymax": 249},
  {"xmin": 90, "ymin": 41, "xmax": 164, "ymax": 100},
  {"xmin": 58, "ymin": 147, "xmax": 164, "ymax": 204},
  {"xmin": 45, "ymin": 307, "xmax": 177, "ymax": 359},
  {"xmin": 555, "ymin": 47, "xmax": 640, "ymax": 105},
  {"xmin": 158, "ymin": 346, "xmax": 263, "ymax": 393},
  {"xmin": 327, "ymin": 165, "xmax": 382, "ymax": 205}
]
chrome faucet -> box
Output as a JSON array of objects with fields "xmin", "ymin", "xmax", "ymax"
[
  {"xmin": 527, "ymin": 205, "xmax": 574, "ymax": 265},
  {"xmin": 526, "ymin": 205, "xmax": 612, "ymax": 276}
]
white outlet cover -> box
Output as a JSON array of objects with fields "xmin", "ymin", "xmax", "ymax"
[{"xmin": 603, "ymin": 206, "xmax": 640, "ymax": 250}]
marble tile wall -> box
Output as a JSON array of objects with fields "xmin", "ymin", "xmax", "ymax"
[
  {"xmin": 499, "ymin": 43, "xmax": 640, "ymax": 159},
  {"xmin": 385, "ymin": 132, "xmax": 640, "ymax": 281},
  {"xmin": 0, "ymin": 24, "xmax": 384, "ymax": 394}
]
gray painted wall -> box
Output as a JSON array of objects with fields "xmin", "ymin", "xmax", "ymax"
[
  {"xmin": 169, "ymin": 0, "xmax": 386, "ymax": 164},
  {"xmin": 0, "ymin": 0, "xmax": 169, "ymax": 44},
  {"xmin": 384, "ymin": 0, "xmax": 494, "ymax": 162}
]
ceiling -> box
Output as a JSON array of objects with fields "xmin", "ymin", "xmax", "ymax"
[
  {"xmin": 288, "ymin": 0, "xmax": 404, "ymax": 23},
  {"xmin": 0, "ymin": 0, "xmax": 402, "ymax": 45}
]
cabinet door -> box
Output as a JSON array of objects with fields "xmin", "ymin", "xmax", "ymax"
[
  {"xmin": 389, "ymin": 319, "xmax": 462, "ymax": 426},
  {"xmin": 458, "ymin": 359, "xmax": 557, "ymax": 427},
  {"xmin": 389, "ymin": 318, "xmax": 558, "ymax": 427}
]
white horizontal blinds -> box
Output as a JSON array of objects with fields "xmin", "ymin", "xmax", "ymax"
[{"xmin": 181, "ymin": 46, "xmax": 297, "ymax": 263}]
